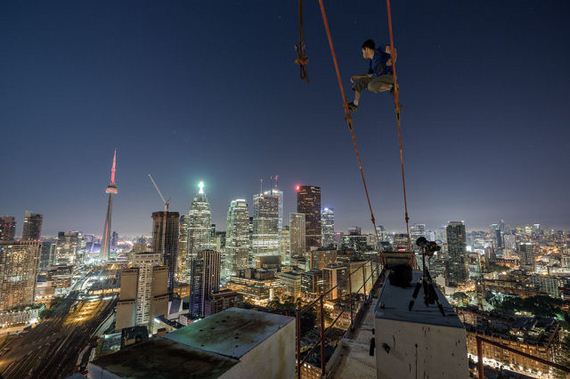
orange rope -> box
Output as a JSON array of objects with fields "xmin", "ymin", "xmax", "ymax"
[
  {"xmin": 385, "ymin": 0, "xmax": 412, "ymax": 250},
  {"xmin": 317, "ymin": 0, "xmax": 379, "ymax": 242}
]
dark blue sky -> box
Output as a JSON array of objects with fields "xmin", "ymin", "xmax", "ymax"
[{"xmin": 1, "ymin": 0, "xmax": 569, "ymax": 236}]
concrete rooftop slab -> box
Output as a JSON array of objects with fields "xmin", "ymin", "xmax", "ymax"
[
  {"xmin": 375, "ymin": 271, "xmax": 464, "ymax": 328},
  {"xmin": 165, "ymin": 307, "xmax": 294, "ymax": 359}
]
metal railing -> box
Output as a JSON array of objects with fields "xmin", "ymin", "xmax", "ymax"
[
  {"xmin": 475, "ymin": 335, "xmax": 570, "ymax": 378},
  {"xmin": 295, "ymin": 258, "xmax": 383, "ymax": 379}
]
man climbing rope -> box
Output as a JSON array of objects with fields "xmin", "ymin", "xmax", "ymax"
[{"xmin": 347, "ymin": 39, "xmax": 396, "ymax": 112}]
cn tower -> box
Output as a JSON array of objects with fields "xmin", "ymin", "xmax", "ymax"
[{"xmin": 101, "ymin": 149, "xmax": 118, "ymax": 261}]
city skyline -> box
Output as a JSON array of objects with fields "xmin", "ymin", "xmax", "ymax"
[
  {"xmin": 1, "ymin": 0, "xmax": 569, "ymax": 235},
  {"xmin": 0, "ymin": 2, "xmax": 568, "ymax": 378}
]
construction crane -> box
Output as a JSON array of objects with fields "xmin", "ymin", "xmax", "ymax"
[{"xmin": 148, "ymin": 174, "xmax": 170, "ymax": 256}]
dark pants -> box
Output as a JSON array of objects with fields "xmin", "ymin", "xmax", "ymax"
[{"xmin": 351, "ymin": 74, "xmax": 394, "ymax": 93}]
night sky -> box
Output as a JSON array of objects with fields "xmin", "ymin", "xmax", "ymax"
[{"xmin": 1, "ymin": 0, "xmax": 569, "ymax": 236}]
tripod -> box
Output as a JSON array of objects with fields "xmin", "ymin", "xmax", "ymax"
[{"xmin": 408, "ymin": 247, "xmax": 446, "ymax": 316}]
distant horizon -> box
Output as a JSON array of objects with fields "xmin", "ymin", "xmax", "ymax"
[{"xmin": 4, "ymin": 206, "xmax": 567, "ymax": 239}]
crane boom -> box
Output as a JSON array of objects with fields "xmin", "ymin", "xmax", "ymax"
[{"xmin": 148, "ymin": 174, "xmax": 168, "ymax": 207}]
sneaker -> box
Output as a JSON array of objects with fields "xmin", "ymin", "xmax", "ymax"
[{"xmin": 347, "ymin": 101, "xmax": 358, "ymax": 112}]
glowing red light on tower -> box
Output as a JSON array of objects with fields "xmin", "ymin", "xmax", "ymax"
[{"xmin": 295, "ymin": 185, "xmax": 300, "ymax": 192}]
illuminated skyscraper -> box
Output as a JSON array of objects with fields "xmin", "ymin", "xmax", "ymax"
[
  {"xmin": 189, "ymin": 250, "xmax": 221, "ymax": 318},
  {"xmin": 22, "ymin": 211, "xmax": 42, "ymax": 241},
  {"xmin": 445, "ymin": 221, "xmax": 467, "ymax": 287},
  {"xmin": 252, "ymin": 191, "xmax": 280, "ymax": 257},
  {"xmin": 265, "ymin": 185, "xmax": 283, "ymax": 231},
  {"xmin": 296, "ymin": 185, "xmax": 321, "ymax": 248},
  {"xmin": 321, "ymin": 208, "xmax": 335, "ymax": 247},
  {"xmin": 176, "ymin": 215, "xmax": 189, "ymax": 283},
  {"xmin": 279, "ymin": 226, "xmax": 290, "ymax": 265},
  {"xmin": 289, "ymin": 213, "xmax": 306, "ymax": 256},
  {"xmin": 188, "ymin": 181, "xmax": 213, "ymax": 259},
  {"xmin": 101, "ymin": 150, "xmax": 118, "ymax": 261},
  {"xmin": 55, "ymin": 231, "xmax": 81, "ymax": 265},
  {"xmin": 0, "ymin": 241, "xmax": 41, "ymax": 311},
  {"xmin": 225, "ymin": 199, "xmax": 250, "ymax": 275},
  {"xmin": 151, "ymin": 211, "xmax": 180, "ymax": 293},
  {"xmin": 0, "ymin": 216, "xmax": 16, "ymax": 241}
]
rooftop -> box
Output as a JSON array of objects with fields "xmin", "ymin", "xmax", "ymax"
[
  {"xmin": 90, "ymin": 337, "xmax": 238, "ymax": 379},
  {"xmin": 90, "ymin": 308, "xmax": 294, "ymax": 378},
  {"xmin": 166, "ymin": 307, "xmax": 293, "ymax": 359},
  {"xmin": 375, "ymin": 271, "xmax": 463, "ymax": 328}
]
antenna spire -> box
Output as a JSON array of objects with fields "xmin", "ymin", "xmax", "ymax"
[{"xmin": 110, "ymin": 149, "xmax": 117, "ymax": 186}]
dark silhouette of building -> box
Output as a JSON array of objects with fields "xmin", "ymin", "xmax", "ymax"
[
  {"xmin": 152, "ymin": 211, "xmax": 180, "ymax": 293},
  {"xmin": 189, "ymin": 249, "xmax": 221, "ymax": 318},
  {"xmin": 0, "ymin": 216, "xmax": 16, "ymax": 241},
  {"xmin": 296, "ymin": 185, "xmax": 322, "ymax": 248},
  {"xmin": 445, "ymin": 221, "xmax": 467, "ymax": 286},
  {"xmin": 22, "ymin": 211, "xmax": 42, "ymax": 241}
]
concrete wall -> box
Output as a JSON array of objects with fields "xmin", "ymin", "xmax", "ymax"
[
  {"xmin": 119, "ymin": 269, "xmax": 138, "ymax": 300},
  {"xmin": 375, "ymin": 318, "xmax": 469, "ymax": 379},
  {"xmin": 221, "ymin": 318, "xmax": 295, "ymax": 379},
  {"xmin": 115, "ymin": 300, "xmax": 135, "ymax": 330}
]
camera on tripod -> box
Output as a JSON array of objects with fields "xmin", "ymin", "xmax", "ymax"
[
  {"xmin": 415, "ymin": 237, "xmax": 441, "ymax": 256},
  {"xmin": 408, "ymin": 237, "xmax": 446, "ymax": 316}
]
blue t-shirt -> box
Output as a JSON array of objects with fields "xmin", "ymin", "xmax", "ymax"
[{"xmin": 368, "ymin": 49, "xmax": 392, "ymax": 77}]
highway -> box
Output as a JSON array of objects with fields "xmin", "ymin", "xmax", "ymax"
[{"xmin": 0, "ymin": 270, "xmax": 117, "ymax": 379}]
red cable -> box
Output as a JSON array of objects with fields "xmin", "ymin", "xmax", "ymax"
[
  {"xmin": 317, "ymin": 0, "xmax": 379, "ymax": 242},
  {"xmin": 386, "ymin": 0, "xmax": 412, "ymax": 250}
]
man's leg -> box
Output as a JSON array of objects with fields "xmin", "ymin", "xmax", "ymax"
[
  {"xmin": 349, "ymin": 75, "xmax": 371, "ymax": 111},
  {"xmin": 367, "ymin": 75, "xmax": 394, "ymax": 94}
]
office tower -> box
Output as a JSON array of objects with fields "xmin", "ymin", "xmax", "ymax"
[
  {"xmin": 39, "ymin": 240, "xmax": 55, "ymax": 269},
  {"xmin": 322, "ymin": 263, "xmax": 348, "ymax": 300},
  {"xmin": 296, "ymin": 185, "xmax": 322, "ymax": 248},
  {"xmin": 343, "ymin": 227, "xmax": 369, "ymax": 253},
  {"xmin": 252, "ymin": 191, "xmax": 280, "ymax": 257},
  {"xmin": 276, "ymin": 271, "xmax": 302, "ymax": 299},
  {"xmin": 189, "ymin": 250, "xmax": 221, "ymax": 318},
  {"xmin": 410, "ymin": 224, "xmax": 426, "ymax": 242},
  {"xmin": 279, "ymin": 226, "xmax": 290, "ymax": 265},
  {"xmin": 518, "ymin": 242, "xmax": 535, "ymax": 270},
  {"xmin": 490, "ymin": 223, "xmax": 503, "ymax": 249},
  {"xmin": 22, "ymin": 211, "xmax": 42, "ymax": 241},
  {"xmin": 264, "ymin": 183, "xmax": 284, "ymax": 233},
  {"xmin": 301, "ymin": 270, "xmax": 323, "ymax": 295},
  {"xmin": 226, "ymin": 199, "xmax": 250, "ymax": 275},
  {"xmin": 321, "ymin": 208, "xmax": 335, "ymax": 247},
  {"xmin": 101, "ymin": 150, "xmax": 118, "ymax": 261},
  {"xmin": 289, "ymin": 213, "xmax": 306, "ymax": 256},
  {"xmin": 176, "ymin": 215, "xmax": 189, "ymax": 283},
  {"xmin": 0, "ymin": 216, "xmax": 16, "ymax": 241},
  {"xmin": 188, "ymin": 181, "xmax": 213, "ymax": 259},
  {"xmin": 309, "ymin": 249, "xmax": 337, "ymax": 270},
  {"xmin": 445, "ymin": 221, "xmax": 467, "ymax": 287},
  {"xmin": 55, "ymin": 231, "xmax": 81, "ymax": 265},
  {"xmin": 116, "ymin": 252, "xmax": 168, "ymax": 330},
  {"xmin": 0, "ymin": 241, "xmax": 41, "ymax": 311},
  {"xmin": 151, "ymin": 211, "xmax": 180, "ymax": 293}
]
